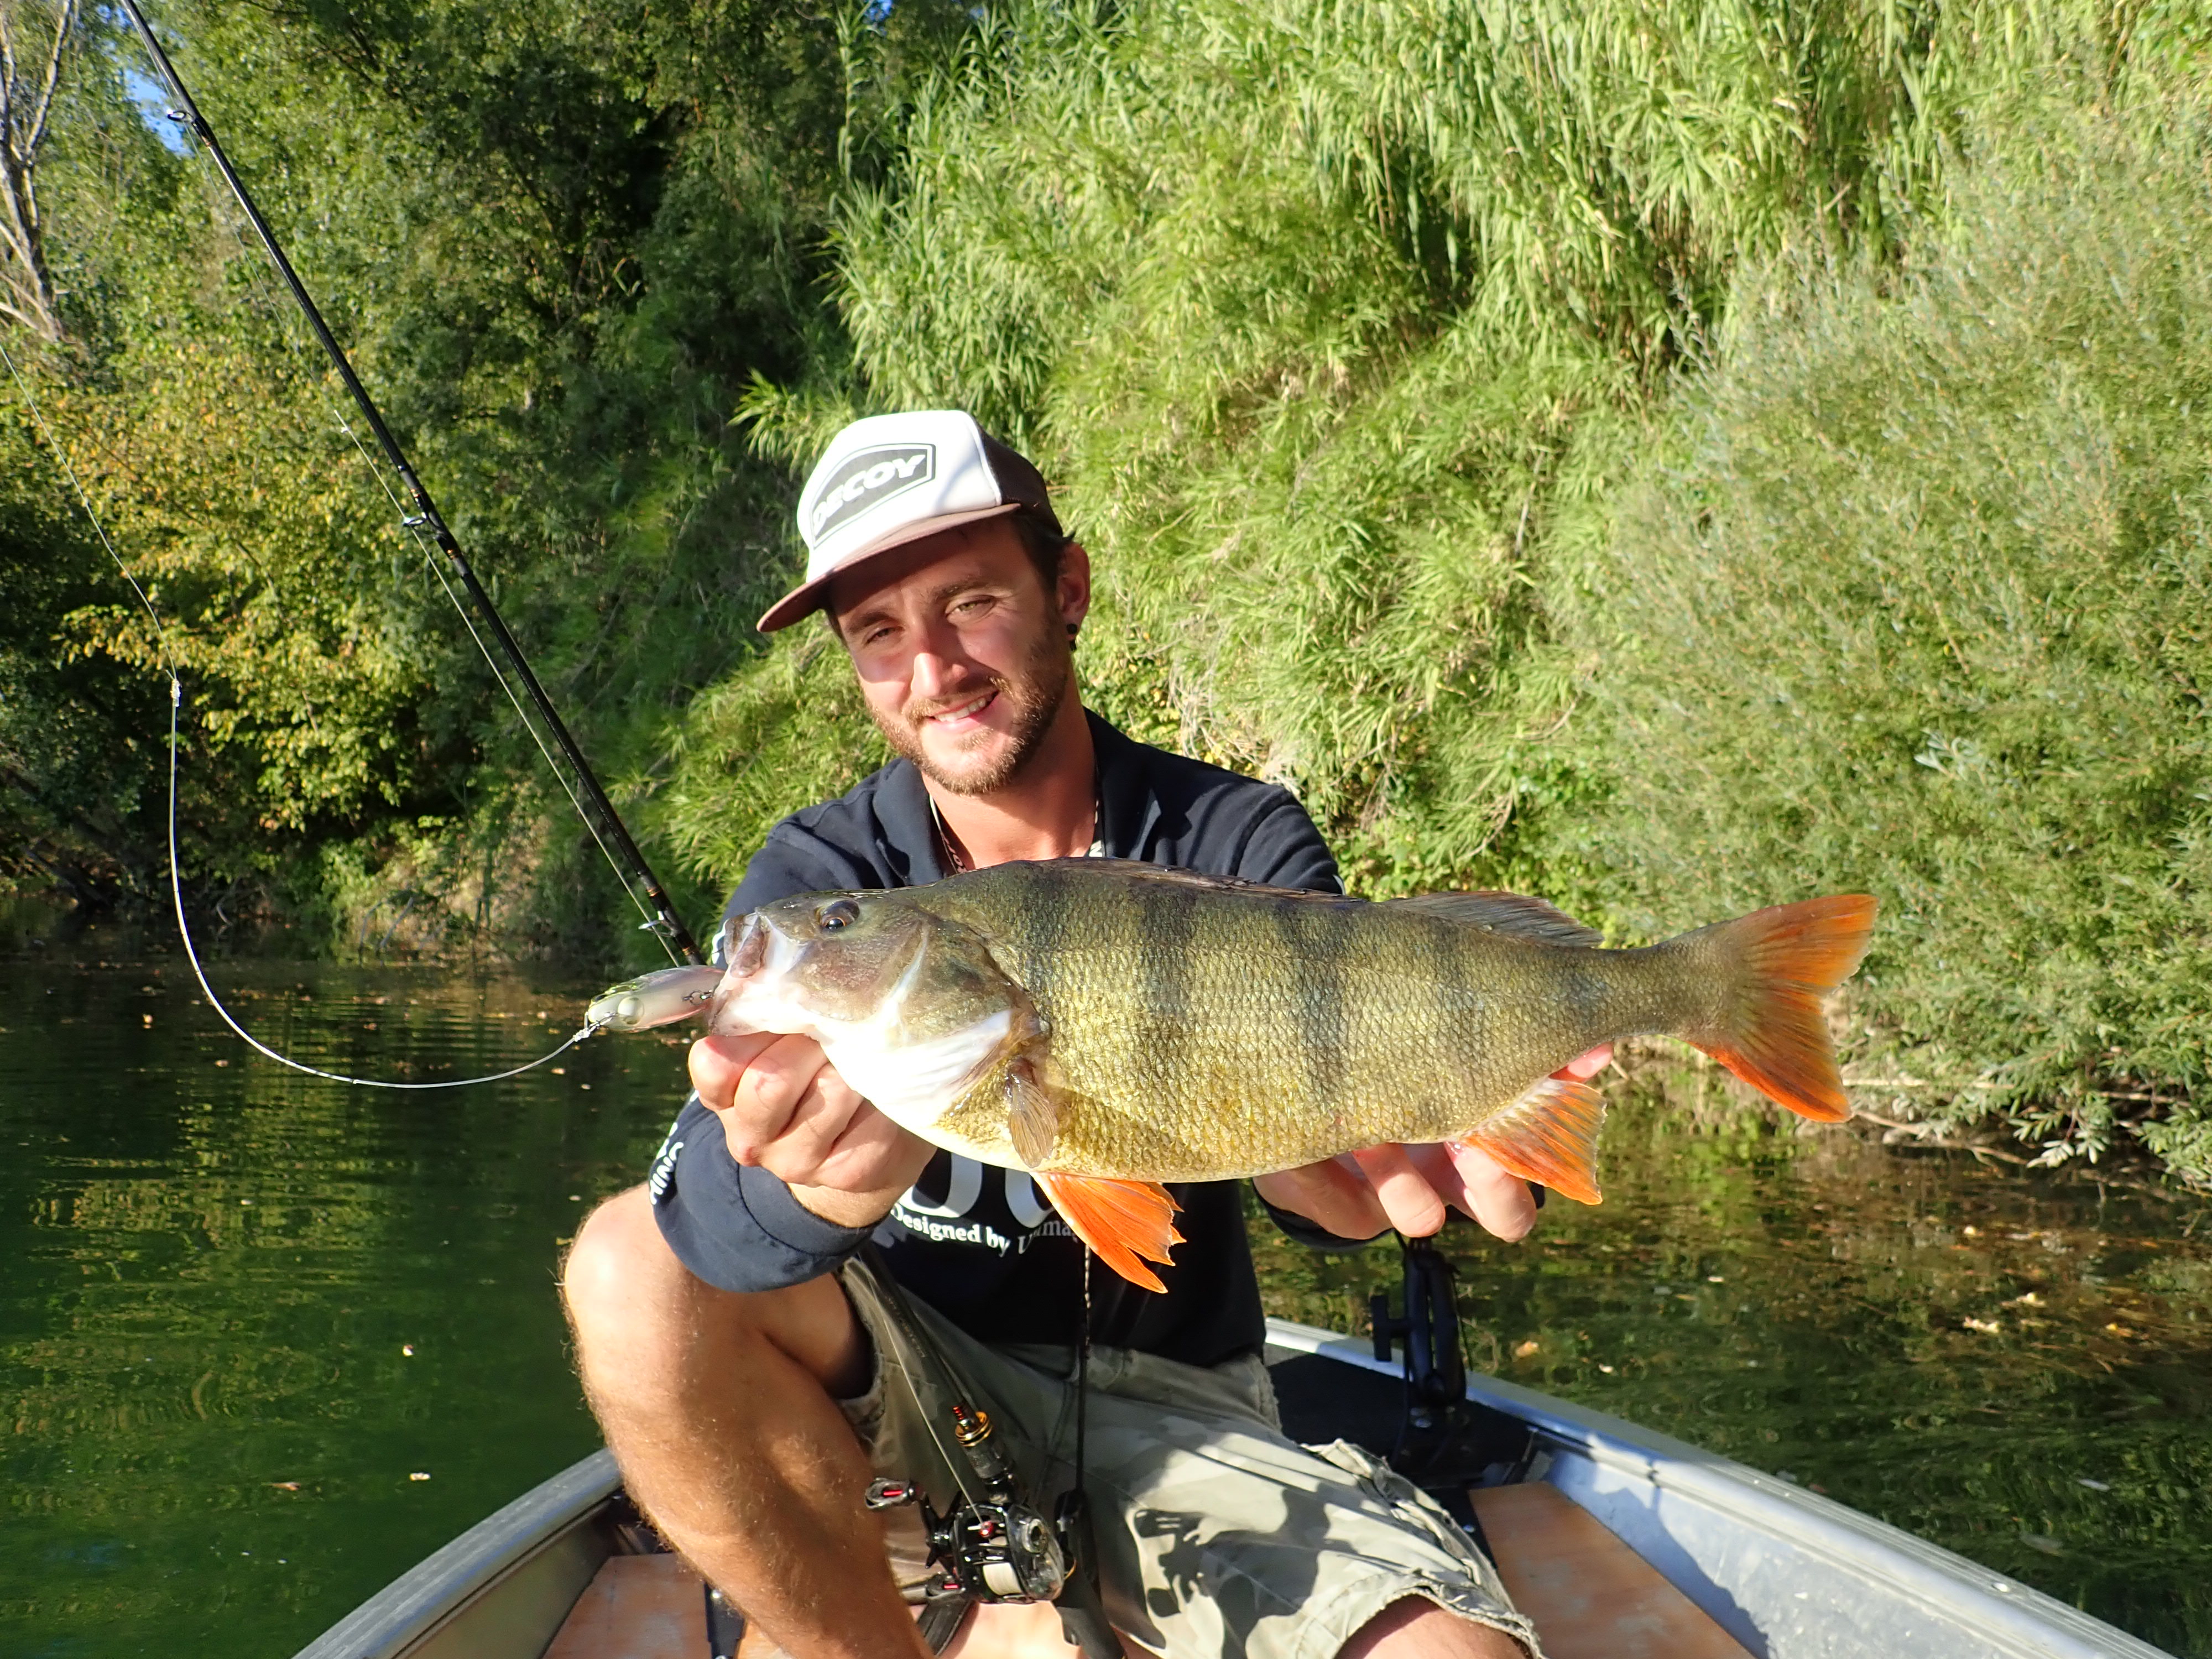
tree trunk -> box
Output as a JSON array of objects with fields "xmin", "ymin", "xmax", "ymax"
[{"xmin": 0, "ymin": 0, "xmax": 79, "ymax": 342}]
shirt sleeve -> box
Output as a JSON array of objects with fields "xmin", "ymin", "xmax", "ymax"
[
  {"xmin": 651, "ymin": 828, "xmax": 878, "ymax": 1287},
  {"xmin": 650, "ymin": 1096, "xmax": 877, "ymax": 1292},
  {"xmin": 1233, "ymin": 790, "xmax": 1342, "ymax": 894}
]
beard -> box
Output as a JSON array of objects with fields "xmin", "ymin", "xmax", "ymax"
[{"xmin": 868, "ymin": 625, "xmax": 1073, "ymax": 797}]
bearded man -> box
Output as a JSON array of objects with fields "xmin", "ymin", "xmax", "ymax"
[{"xmin": 564, "ymin": 411, "xmax": 1609, "ymax": 1658}]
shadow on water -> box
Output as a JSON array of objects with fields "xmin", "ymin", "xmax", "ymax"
[
  {"xmin": 3, "ymin": 909, "xmax": 2209, "ymax": 1656},
  {"xmin": 1252, "ymin": 1063, "xmax": 2212, "ymax": 1656}
]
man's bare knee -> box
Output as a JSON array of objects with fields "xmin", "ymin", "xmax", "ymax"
[
  {"xmin": 1339, "ymin": 1598, "xmax": 1527, "ymax": 1658},
  {"xmin": 562, "ymin": 1184, "xmax": 867, "ymax": 1400},
  {"xmin": 562, "ymin": 1185, "xmax": 679, "ymax": 1336}
]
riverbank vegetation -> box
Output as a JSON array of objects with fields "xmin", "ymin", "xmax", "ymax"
[{"xmin": 1, "ymin": 0, "xmax": 2206, "ymax": 1181}]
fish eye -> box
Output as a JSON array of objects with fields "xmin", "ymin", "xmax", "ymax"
[{"xmin": 817, "ymin": 898, "xmax": 862, "ymax": 932}]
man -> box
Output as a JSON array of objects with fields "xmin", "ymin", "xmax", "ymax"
[{"xmin": 564, "ymin": 411, "xmax": 1608, "ymax": 1658}]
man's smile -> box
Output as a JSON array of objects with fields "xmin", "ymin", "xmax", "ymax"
[{"xmin": 922, "ymin": 690, "xmax": 1001, "ymax": 730}]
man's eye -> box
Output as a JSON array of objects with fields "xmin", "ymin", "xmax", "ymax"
[{"xmin": 817, "ymin": 898, "xmax": 861, "ymax": 931}]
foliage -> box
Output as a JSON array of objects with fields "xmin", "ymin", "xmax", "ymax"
[
  {"xmin": 669, "ymin": 0, "xmax": 2210, "ymax": 1176},
  {"xmin": 4, "ymin": 0, "xmax": 2208, "ymax": 1175},
  {"xmin": 1, "ymin": 0, "xmax": 962, "ymax": 957},
  {"xmin": 696, "ymin": 0, "xmax": 2183, "ymax": 890},
  {"xmin": 1546, "ymin": 100, "xmax": 2212, "ymax": 1180}
]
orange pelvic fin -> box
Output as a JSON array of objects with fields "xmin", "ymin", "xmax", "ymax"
[
  {"xmin": 1687, "ymin": 894, "xmax": 1877, "ymax": 1123},
  {"xmin": 1458, "ymin": 1073, "xmax": 1607, "ymax": 1204},
  {"xmin": 1033, "ymin": 1171, "xmax": 1183, "ymax": 1293}
]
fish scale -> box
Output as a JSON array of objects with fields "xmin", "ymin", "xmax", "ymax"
[{"xmin": 947, "ymin": 871, "xmax": 1632, "ymax": 1180}]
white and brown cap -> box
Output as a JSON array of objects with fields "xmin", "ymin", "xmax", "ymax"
[{"xmin": 758, "ymin": 409, "xmax": 1061, "ymax": 633}]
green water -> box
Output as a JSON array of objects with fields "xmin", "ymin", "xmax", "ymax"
[{"xmin": 4, "ymin": 943, "xmax": 2209, "ymax": 1656}]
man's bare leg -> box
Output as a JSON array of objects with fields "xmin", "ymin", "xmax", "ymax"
[
  {"xmin": 1341, "ymin": 1597, "xmax": 1528, "ymax": 1658},
  {"xmin": 562, "ymin": 1185, "xmax": 932, "ymax": 1659}
]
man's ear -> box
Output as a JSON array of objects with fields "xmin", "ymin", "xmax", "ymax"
[{"xmin": 1057, "ymin": 541, "xmax": 1093, "ymax": 635}]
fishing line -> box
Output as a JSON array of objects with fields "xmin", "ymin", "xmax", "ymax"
[
  {"xmin": 0, "ymin": 332, "xmax": 598, "ymax": 1089},
  {"xmin": 164, "ymin": 681, "xmax": 596, "ymax": 1088}
]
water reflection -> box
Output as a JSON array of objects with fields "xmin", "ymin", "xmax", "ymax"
[
  {"xmin": 3, "ymin": 950, "xmax": 2207, "ymax": 1656},
  {"xmin": 0, "ymin": 954, "xmax": 682, "ymax": 1658},
  {"xmin": 1251, "ymin": 1065, "xmax": 2212, "ymax": 1655}
]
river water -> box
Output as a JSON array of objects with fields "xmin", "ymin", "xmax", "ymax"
[{"xmin": 3, "ymin": 940, "xmax": 2209, "ymax": 1657}]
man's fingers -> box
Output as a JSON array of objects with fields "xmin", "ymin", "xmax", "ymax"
[
  {"xmin": 1252, "ymin": 1159, "xmax": 1389, "ymax": 1240},
  {"xmin": 1442, "ymin": 1141, "xmax": 1540, "ymax": 1241},
  {"xmin": 1556, "ymin": 1042, "xmax": 1613, "ymax": 1082},
  {"xmin": 1349, "ymin": 1144, "xmax": 1448, "ymax": 1237},
  {"xmin": 687, "ymin": 1029, "xmax": 781, "ymax": 1111},
  {"xmin": 717, "ymin": 1034, "xmax": 846, "ymax": 1165}
]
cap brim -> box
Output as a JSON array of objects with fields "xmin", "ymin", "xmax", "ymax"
[{"xmin": 756, "ymin": 503, "xmax": 1026, "ymax": 633}]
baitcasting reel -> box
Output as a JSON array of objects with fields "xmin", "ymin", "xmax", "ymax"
[{"xmin": 865, "ymin": 1471, "xmax": 1070, "ymax": 1603}]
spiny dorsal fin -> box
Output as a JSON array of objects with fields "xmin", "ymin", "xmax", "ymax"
[
  {"xmin": 1386, "ymin": 890, "xmax": 1603, "ymax": 947},
  {"xmin": 1077, "ymin": 860, "xmax": 1365, "ymax": 906}
]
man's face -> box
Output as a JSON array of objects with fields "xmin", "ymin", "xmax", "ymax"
[{"xmin": 829, "ymin": 520, "xmax": 1089, "ymax": 796}]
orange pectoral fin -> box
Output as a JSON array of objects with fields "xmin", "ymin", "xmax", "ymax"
[
  {"xmin": 1032, "ymin": 1171, "xmax": 1183, "ymax": 1293},
  {"xmin": 1457, "ymin": 1074, "xmax": 1607, "ymax": 1205}
]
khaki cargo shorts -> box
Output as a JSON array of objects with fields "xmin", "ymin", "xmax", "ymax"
[{"xmin": 835, "ymin": 1259, "xmax": 1538, "ymax": 1659}]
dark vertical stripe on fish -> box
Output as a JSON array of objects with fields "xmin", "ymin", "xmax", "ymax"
[
  {"xmin": 1137, "ymin": 870, "xmax": 1195, "ymax": 1104},
  {"xmin": 1277, "ymin": 891, "xmax": 1348, "ymax": 1116}
]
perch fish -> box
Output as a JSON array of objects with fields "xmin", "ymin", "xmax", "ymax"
[{"xmin": 684, "ymin": 860, "xmax": 1876, "ymax": 1290}]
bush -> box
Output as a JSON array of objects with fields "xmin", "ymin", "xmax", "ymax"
[{"xmin": 1546, "ymin": 99, "xmax": 2212, "ymax": 1181}]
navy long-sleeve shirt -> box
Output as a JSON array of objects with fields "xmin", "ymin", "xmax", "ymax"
[{"xmin": 650, "ymin": 709, "xmax": 1346, "ymax": 1368}]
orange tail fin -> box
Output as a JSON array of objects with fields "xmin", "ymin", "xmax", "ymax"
[
  {"xmin": 1682, "ymin": 894, "xmax": 1876, "ymax": 1122},
  {"xmin": 1033, "ymin": 1171, "xmax": 1184, "ymax": 1293}
]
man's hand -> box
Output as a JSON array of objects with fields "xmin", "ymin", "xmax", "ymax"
[
  {"xmin": 1253, "ymin": 1045, "xmax": 1614, "ymax": 1244},
  {"xmin": 688, "ymin": 1031, "xmax": 934, "ymax": 1229}
]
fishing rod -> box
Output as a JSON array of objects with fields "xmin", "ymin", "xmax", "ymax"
[{"xmin": 114, "ymin": 0, "xmax": 703, "ymax": 967}]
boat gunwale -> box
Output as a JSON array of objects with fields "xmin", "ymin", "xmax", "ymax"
[
  {"xmin": 291, "ymin": 1326, "xmax": 2176, "ymax": 1659},
  {"xmin": 1263, "ymin": 1318, "xmax": 2173, "ymax": 1659},
  {"xmin": 291, "ymin": 1448, "xmax": 620, "ymax": 1659}
]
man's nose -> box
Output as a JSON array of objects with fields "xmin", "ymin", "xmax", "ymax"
[{"xmin": 909, "ymin": 641, "xmax": 969, "ymax": 698}]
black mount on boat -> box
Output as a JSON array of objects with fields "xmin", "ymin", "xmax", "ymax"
[
  {"xmin": 859, "ymin": 1246, "xmax": 1119, "ymax": 1658},
  {"xmin": 1371, "ymin": 1233, "xmax": 1540, "ymax": 1540}
]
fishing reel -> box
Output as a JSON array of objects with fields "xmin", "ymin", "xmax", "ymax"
[
  {"xmin": 865, "ymin": 1400, "xmax": 1118, "ymax": 1658},
  {"xmin": 865, "ymin": 1472, "xmax": 1070, "ymax": 1602},
  {"xmin": 865, "ymin": 1404, "xmax": 1072, "ymax": 1602}
]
